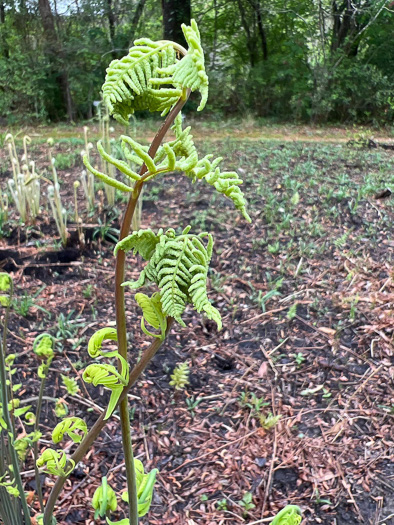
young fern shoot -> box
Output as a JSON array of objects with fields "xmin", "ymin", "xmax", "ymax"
[{"xmin": 33, "ymin": 18, "xmax": 299, "ymax": 525}]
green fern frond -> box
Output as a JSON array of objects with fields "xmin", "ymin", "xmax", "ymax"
[
  {"xmin": 106, "ymin": 120, "xmax": 250, "ymax": 221},
  {"xmin": 118, "ymin": 227, "xmax": 222, "ymax": 329},
  {"xmin": 102, "ymin": 38, "xmax": 180, "ymax": 124},
  {"xmin": 135, "ymin": 292, "xmax": 167, "ymax": 339},
  {"xmin": 271, "ymin": 505, "xmax": 302, "ymax": 525},
  {"xmin": 152, "ymin": 20, "xmax": 209, "ymax": 111},
  {"xmin": 114, "ymin": 228, "xmax": 162, "ymax": 260},
  {"xmin": 170, "ymin": 119, "xmax": 250, "ymax": 221},
  {"xmin": 61, "ymin": 375, "xmax": 79, "ymax": 396},
  {"xmin": 169, "ymin": 362, "xmax": 190, "ymax": 390}
]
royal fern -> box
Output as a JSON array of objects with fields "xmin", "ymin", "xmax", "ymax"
[
  {"xmin": 93, "ymin": 117, "xmax": 250, "ymax": 221},
  {"xmin": 102, "ymin": 19, "xmax": 209, "ymax": 125},
  {"xmin": 169, "ymin": 362, "xmax": 190, "ymax": 390},
  {"xmin": 115, "ymin": 226, "xmax": 222, "ymax": 329},
  {"xmin": 102, "ymin": 39, "xmax": 180, "ymax": 124}
]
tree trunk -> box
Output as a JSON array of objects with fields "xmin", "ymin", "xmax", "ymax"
[
  {"xmin": 38, "ymin": 0, "xmax": 74, "ymax": 121},
  {"xmin": 128, "ymin": 0, "xmax": 147, "ymax": 47},
  {"xmin": 331, "ymin": 0, "xmax": 360, "ymax": 57},
  {"xmin": 161, "ymin": 0, "xmax": 191, "ymax": 47},
  {"xmin": 237, "ymin": 0, "xmax": 257, "ymax": 67},
  {"xmin": 106, "ymin": 0, "xmax": 116, "ymax": 58},
  {"xmin": 255, "ymin": 0, "xmax": 268, "ymax": 61}
]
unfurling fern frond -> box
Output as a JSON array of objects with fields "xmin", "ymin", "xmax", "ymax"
[
  {"xmin": 34, "ymin": 333, "xmax": 55, "ymax": 379},
  {"xmin": 102, "ymin": 38, "xmax": 180, "ymax": 124},
  {"xmin": 0, "ymin": 272, "xmax": 12, "ymax": 292},
  {"xmin": 52, "ymin": 417, "xmax": 88, "ymax": 444},
  {"xmin": 36, "ymin": 449, "xmax": 75, "ymax": 477},
  {"xmin": 135, "ymin": 292, "xmax": 167, "ymax": 339},
  {"xmin": 114, "ymin": 228, "xmax": 162, "ymax": 260},
  {"xmin": 14, "ymin": 431, "xmax": 41, "ymax": 461},
  {"xmin": 169, "ymin": 362, "xmax": 190, "ymax": 390},
  {"xmin": 121, "ymin": 458, "xmax": 158, "ymax": 518},
  {"xmin": 0, "ymin": 474, "xmax": 20, "ymax": 497},
  {"xmin": 271, "ymin": 505, "xmax": 302, "ymax": 525},
  {"xmin": 33, "ymin": 333, "xmax": 55, "ymax": 360},
  {"xmin": 152, "ymin": 19, "xmax": 209, "ymax": 111},
  {"xmin": 88, "ymin": 327, "xmax": 118, "ymax": 358},
  {"xmin": 92, "ymin": 476, "xmax": 118, "ymax": 519},
  {"xmin": 106, "ymin": 119, "xmax": 250, "ymax": 221},
  {"xmin": 118, "ymin": 226, "xmax": 222, "ymax": 329},
  {"xmin": 168, "ymin": 116, "xmax": 250, "ymax": 221},
  {"xmin": 83, "ymin": 353, "xmax": 129, "ymax": 420}
]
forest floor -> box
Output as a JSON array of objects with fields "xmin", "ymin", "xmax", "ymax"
[{"xmin": 0, "ymin": 121, "xmax": 393, "ymax": 525}]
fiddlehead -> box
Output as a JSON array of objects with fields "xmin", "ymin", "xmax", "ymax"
[
  {"xmin": 271, "ymin": 505, "xmax": 302, "ymax": 525},
  {"xmin": 117, "ymin": 226, "xmax": 222, "ymax": 329},
  {"xmin": 36, "ymin": 449, "xmax": 75, "ymax": 476},
  {"xmin": 0, "ymin": 272, "xmax": 12, "ymax": 307},
  {"xmin": 14, "ymin": 431, "xmax": 42, "ymax": 461},
  {"xmin": 135, "ymin": 292, "xmax": 167, "ymax": 340},
  {"xmin": 92, "ymin": 476, "xmax": 117, "ymax": 519},
  {"xmin": 52, "ymin": 417, "xmax": 88, "ymax": 444},
  {"xmin": 119, "ymin": 459, "xmax": 158, "ymax": 518},
  {"xmin": 33, "ymin": 333, "xmax": 55, "ymax": 379},
  {"xmin": 88, "ymin": 327, "xmax": 118, "ymax": 358},
  {"xmin": 83, "ymin": 354, "xmax": 129, "ymax": 420},
  {"xmin": 33, "ymin": 333, "xmax": 55, "ymax": 360}
]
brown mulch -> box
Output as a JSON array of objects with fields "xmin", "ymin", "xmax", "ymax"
[{"xmin": 0, "ymin": 134, "xmax": 393, "ymax": 525}]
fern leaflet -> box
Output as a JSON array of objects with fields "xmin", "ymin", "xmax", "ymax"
[
  {"xmin": 152, "ymin": 19, "xmax": 209, "ymax": 111},
  {"xmin": 102, "ymin": 39, "xmax": 180, "ymax": 124},
  {"xmin": 117, "ymin": 227, "xmax": 222, "ymax": 329}
]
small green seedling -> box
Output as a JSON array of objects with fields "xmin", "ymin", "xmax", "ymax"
[{"xmin": 239, "ymin": 492, "xmax": 255, "ymax": 517}]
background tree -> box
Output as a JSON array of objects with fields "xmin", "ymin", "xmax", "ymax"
[
  {"xmin": 0, "ymin": 0, "xmax": 392, "ymax": 124},
  {"xmin": 161, "ymin": 0, "xmax": 191, "ymax": 46}
]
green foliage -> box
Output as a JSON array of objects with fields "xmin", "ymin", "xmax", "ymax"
[
  {"xmin": 54, "ymin": 153, "xmax": 77, "ymax": 170},
  {"xmin": 54, "ymin": 400, "xmax": 68, "ymax": 418},
  {"xmin": 169, "ymin": 362, "xmax": 190, "ymax": 390},
  {"xmin": 216, "ymin": 498, "xmax": 228, "ymax": 511},
  {"xmin": 271, "ymin": 505, "xmax": 302, "ymax": 525},
  {"xmin": 83, "ymin": 351, "xmax": 129, "ymax": 420},
  {"xmin": 135, "ymin": 292, "xmax": 167, "ymax": 339},
  {"xmin": 0, "ymin": 272, "xmax": 12, "ymax": 307},
  {"xmin": 311, "ymin": 60, "xmax": 394, "ymax": 123},
  {"xmin": 87, "ymin": 327, "xmax": 118, "ymax": 358},
  {"xmin": 0, "ymin": 273, "xmax": 12, "ymax": 293},
  {"xmin": 52, "ymin": 417, "xmax": 87, "ymax": 444},
  {"xmin": 120, "ymin": 459, "xmax": 158, "ymax": 518},
  {"xmin": 92, "ymin": 477, "xmax": 117, "ymax": 519},
  {"xmin": 103, "ymin": 38, "xmax": 180, "ymax": 124},
  {"xmin": 61, "ymin": 375, "xmax": 79, "ymax": 395},
  {"xmin": 118, "ymin": 226, "xmax": 222, "ymax": 329},
  {"xmin": 36, "ymin": 449, "xmax": 75, "ymax": 477},
  {"xmin": 34, "ymin": 334, "xmax": 55, "ymax": 379},
  {"xmin": 152, "ymin": 20, "xmax": 209, "ymax": 110},
  {"xmin": 239, "ymin": 492, "xmax": 255, "ymax": 515}
]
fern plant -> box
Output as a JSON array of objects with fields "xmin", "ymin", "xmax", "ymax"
[
  {"xmin": 169, "ymin": 362, "xmax": 190, "ymax": 390},
  {"xmin": 0, "ymin": 19, "xmax": 301, "ymax": 525}
]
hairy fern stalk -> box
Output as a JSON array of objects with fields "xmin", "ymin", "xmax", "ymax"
[{"xmin": 0, "ymin": 19, "xmax": 300, "ymax": 525}]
